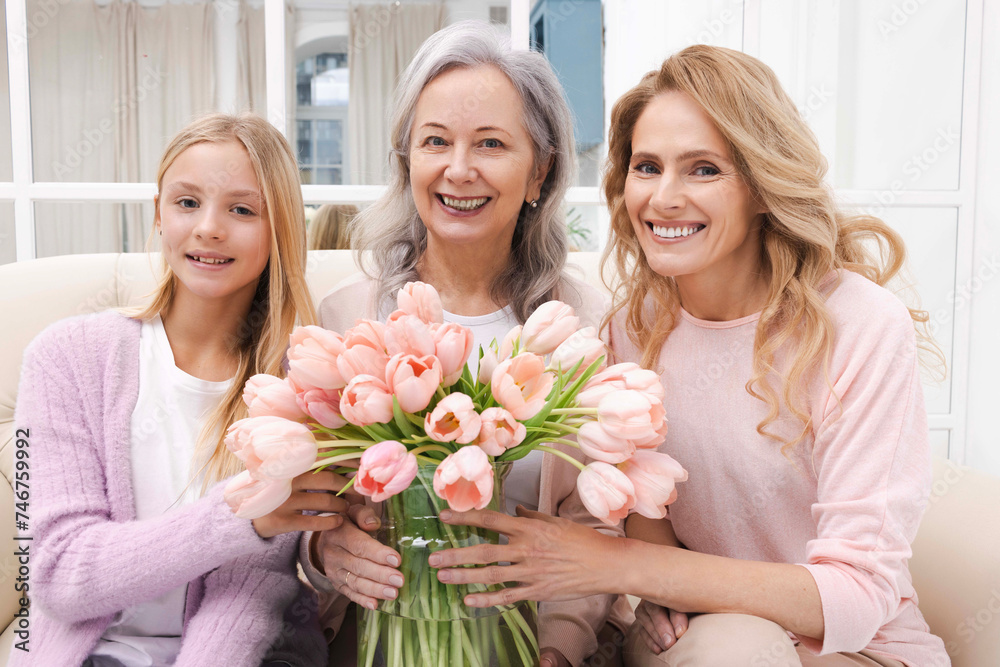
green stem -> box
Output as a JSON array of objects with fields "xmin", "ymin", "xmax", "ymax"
[
  {"xmin": 540, "ymin": 421, "xmax": 582, "ymax": 434},
  {"xmin": 409, "ymin": 443, "xmax": 454, "ymax": 457},
  {"xmin": 533, "ymin": 445, "xmax": 586, "ymax": 471},
  {"xmin": 548, "ymin": 407, "xmax": 598, "ymax": 415}
]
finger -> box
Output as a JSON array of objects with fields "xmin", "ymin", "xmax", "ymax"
[
  {"xmin": 427, "ymin": 542, "xmax": 513, "ymax": 569},
  {"xmin": 635, "ymin": 603, "xmax": 667, "ymax": 652},
  {"xmin": 670, "ymin": 609, "xmax": 688, "ymax": 639},
  {"xmin": 342, "ymin": 522, "xmax": 399, "ymax": 566},
  {"xmin": 439, "ymin": 508, "xmax": 523, "ymax": 535},
  {"xmin": 334, "ymin": 564, "xmax": 402, "ymax": 605},
  {"xmin": 291, "ymin": 469, "xmax": 348, "ymax": 492},
  {"xmin": 513, "ymin": 505, "xmax": 558, "ymax": 523},
  {"xmin": 436, "ymin": 562, "xmax": 521, "ymax": 587},
  {"xmin": 285, "ymin": 491, "xmax": 350, "ymax": 515},
  {"xmin": 462, "ymin": 583, "xmax": 531, "ymax": 608},
  {"xmin": 648, "ymin": 603, "xmax": 676, "ymax": 650},
  {"xmin": 349, "ymin": 503, "xmax": 382, "ymax": 532}
]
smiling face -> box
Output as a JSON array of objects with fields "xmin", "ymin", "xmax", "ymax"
[
  {"xmin": 625, "ymin": 91, "xmax": 765, "ymax": 291},
  {"xmin": 156, "ymin": 140, "xmax": 270, "ymax": 307},
  {"xmin": 408, "ymin": 65, "xmax": 547, "ymax": 252}
]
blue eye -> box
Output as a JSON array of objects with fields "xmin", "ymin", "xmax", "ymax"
[
  {"xmin": 693, "ymin": 165, "xmax": 720, "ymax": 177},
  {"xmin": 633, "ymin": 162, "xmax": 659, "ymax": 175},
  {"xmin": 425, "ymin": 136, "xmax": 446, "ymax": 147},
  {"xmin": 233, "ymin": 206, "xmax": 254, "ymax": 216},
  {"xmin": 178, "ymin": 198, "xmax": 198, "ymax": 209},
  {"xmin": 482, "ymin": 138, "xmax": 502, "ymax": 149}
]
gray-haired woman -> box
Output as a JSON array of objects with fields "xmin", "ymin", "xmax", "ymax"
[{"xmin": 301, "ymin": 20, "xmax": 631, "ymax": 667}]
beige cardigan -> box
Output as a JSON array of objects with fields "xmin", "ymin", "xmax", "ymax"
[{"xmin": 299, "ymin": 271, "xmax": 634, "ymax": 666}]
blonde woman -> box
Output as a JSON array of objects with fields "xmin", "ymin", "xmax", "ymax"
[
  {"xmin": 13, "ymin": 113, "xmax": 344, "ymax": 666},
  {"xmin": 308, "ymin": 204, "xmax": 358, "ymax": 250},
  {"xmin": 429, "ymin": 46, "xmax": 950, "ymax": 667}
]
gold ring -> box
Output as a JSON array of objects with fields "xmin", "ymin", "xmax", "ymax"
[{"xmin": 346, "ymin": 571, "xmax": 355, "ymax": 588}]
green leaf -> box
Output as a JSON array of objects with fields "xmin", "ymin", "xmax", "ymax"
[{"xmin": 392, "ymin": 396, "xmax": 419, "ymax": 438}]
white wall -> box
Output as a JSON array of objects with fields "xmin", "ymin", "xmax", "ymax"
[{"xmin": 967, "ymin": 0, "xmax": 1000, "ymax": 475}]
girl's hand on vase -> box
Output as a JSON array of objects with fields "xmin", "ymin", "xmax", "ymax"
[
  {"xmin": 428, "ymin": 505, "xmax": 625, "ymax": 606},
  {"xmin": 633, "ymin": 598, "xmax": 688, "ymax": 653},
  {"xmin": 251, "ymin": 469, "xmax": 350, "ymax": 538},
  {"xmin": 314, "ymin": 503, "xmax": 404, "ymax": 611}
]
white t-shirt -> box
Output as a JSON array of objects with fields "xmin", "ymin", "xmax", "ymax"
[
  {"xmin": 90, "ymin": 315, "xmax": 232, "ymax": 667},
  {"xmin": 443, "ymin": 307, "xmax": 542, "ymax": 515}
]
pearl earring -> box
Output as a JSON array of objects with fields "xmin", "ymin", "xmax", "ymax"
[{"xmin": 529, "ymin": 199, "xmax": 538, "ymax": 208}]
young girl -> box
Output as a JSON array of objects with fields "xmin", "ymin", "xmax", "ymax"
[
  {"xmin": 427, "ymin": 46, "xmax": 950, "ymax": 666},
  {"xmin": 13, "ymin": 113, "xmax": 345, "ymax": 666}
]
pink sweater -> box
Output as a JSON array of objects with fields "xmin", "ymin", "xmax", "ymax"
[
  {"xmin": 612, "ymin": 271, "xmax": 949, "ymax": 666},
  {"xmin": 12, "ymin": 311, "xmax": 325, "ymax": 666}
]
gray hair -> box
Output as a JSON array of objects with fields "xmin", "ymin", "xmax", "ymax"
[{"xmin": 349, "ymin": 20, "xmax": 577, "ymax": 323}]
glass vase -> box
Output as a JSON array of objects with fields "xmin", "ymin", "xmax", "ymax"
[{"xmin": 357, "ymin": 462, "xmax": 538, "ymax": 667}]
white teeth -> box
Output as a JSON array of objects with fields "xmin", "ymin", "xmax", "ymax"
[
  {"xmin": 651, "ymin": 225, "xmax": 704, "ymax": 239},
  {"xmin": 441, "ymin": 195, "xmax": 488, "ymax": 211},
  {"xmin": 192, "ymin": 256, "xmax": 231, "ymax": 265}
]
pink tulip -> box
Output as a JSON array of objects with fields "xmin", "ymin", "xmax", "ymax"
[
  {"xmin": 586, "ymin": 363, "xmax": 665, "ymax": 402},
  {"xmin": 397, "ymin": 281, "xmax": 444, "ymax": 324},
  {"xmin": 597, "ymin": 390, "xmax": 665, "ymax": 442},
  {"xmin": 425, "ymin": 392, "xmax": 481, "ymax": 444},
  {"xmin": 619, "ymin": 450, "xmax": 688, "ymax": 519},
  {"xmin": 225, "ymin": 416, "xmax": 318, "ymax": 480},
  {"xmin": 575, "ymin": 381, "xmax": 618, "ymax": 409},
  {"xmin": 521, "ymin": 301, "xmax": 579, "ymax": 354},
  {"xmin": 340, "ymin": 375, "xmax": 394, "ymax": 426},
  {"xmin": 431, "ymin": 322, "xmax": 475, "ymax": 386},
  {"xmin": 343, "ymin": 320, "xmax": 388, "ymax": 354},
  {"xmin": 336, "ymin": 342, "xmax": 390, "ymax": 380},
  {"xmin": 476, "ymin": 407, "xmax": 526, "ymax": 456},
  {"xmin": 243, "ymin": 374, "xmax": 282, "ymax": 407},
  {"xmin": 549, "ymin": 327, "xmax": 607, "ymax": 379},
  {"xmin": 294, "ymin": 385, "xmax": 347, "ymax": 429},
  {"xmin": 478, "ymin": 347, "xmax": 500, "ymax": 385},
  {"xmin": 287, "ymin": 326, "xmax": 347, "ymax": 391},
  {"xmin": 491, "ymin": 353, "xmax": 555, "ymax": 420},
  {"xmin": 576, "ymin": 421, "xmax": 636, "ymax": 464},
  {"xmin": 576, "ymin": 462, "xmax": 636, "ymax": 526},
  {"xmin": 433, "ymin": 446, "xmax": 494, "ymax": 512},
  {"xmin": 244, "ymin": 376, "xmax": 308, "ymax": 421},
  {"xmin": 385, "ymin": 353, "xmax": 442, "ymax": 413},
  {"xmin": 384, "ymin": 312, "xmax": 436, "ymax": 357},
  {"xmin": 354, "ymin": 441, "xmax": 419, "ymax": 502},
  {"xmin": 499, "ymin": 325, "xmax": 522, "ymax": 360},
  {"xmin": 224, "ymin": 471, "xmax": 293, "ymax": 519}
]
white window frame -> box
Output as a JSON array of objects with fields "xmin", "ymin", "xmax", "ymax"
[{"xmin": 1, "ymin": 0, "xmax": 984, "ymax": 463}]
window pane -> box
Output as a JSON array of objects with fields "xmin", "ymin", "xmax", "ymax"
[
  {"xmin": 758, "ymin": 0, "xmax": 966, "ymax": 191},
  {"xmin": 297, "ymin": 120, "xmax": 313, "ymax": 164},
  {"xmin": 313, "ymin": 168, "xmax": 342, "ymax": 185},
  {"xmin": 532, "ymin": 0, "xmax": 606, "ymax": 186},
  {"xmin": 28, "ymin": 0, "xmax": 245, "ymax": 183},
  {"xmin": 0, "ymin": 204, "xmax": 14, "ymax": 265},
  {"xmin": 316, "ymin": 120, "xmax": 343, "ymax": 165},
  {"xmin": 871, "ymin": 206, "xmax": 957, "ymax": 415},
  {"xmin": 565, "ymin": 204, "xmax": 603, "ymax": 253},
  {"xmin": 34, "ymin": 202, "xmax": 155, "ymax": 257},
  {"xmin": 0, "ymin": 8, "xmax": 12, "ymax": 182}
]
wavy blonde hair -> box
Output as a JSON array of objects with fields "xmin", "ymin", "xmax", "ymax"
[
  {"xmin": 132, "ymin": 113, "xmax": 315, "ymax": 486},
  {"xmin": 602, "ymin": 45, "xmax": 943, "ymax": 453}
]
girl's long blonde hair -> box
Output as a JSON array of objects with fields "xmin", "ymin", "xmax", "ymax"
[
  {"xmin": 602, "ymin": 45, "xmax": 943, "ymax": 453},
  {"xmin": 133, "ymin": 112, "xmax": 315, "ymax": 486}
]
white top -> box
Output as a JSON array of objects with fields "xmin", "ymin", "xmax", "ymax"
[
  {"xmin": 90, "ymin": 315, "xmax": 232, "ymax": 667},
  {"xmin": 443, "ymin": 307, "xmax": 542, "ymax": 515}
]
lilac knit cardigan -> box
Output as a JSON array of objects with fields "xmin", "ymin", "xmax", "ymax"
[{"xmin": 11, "ymin": 311, "xmax": 325, "ymax": 667}]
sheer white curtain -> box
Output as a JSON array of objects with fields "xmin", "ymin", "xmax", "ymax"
[
  {"xmin": 29, "ymin": 0, "xmax": 215, "ymax": 257},
  {"xmin": 347, "ymin": 2, "xmax": 445, "ymax": 185}
]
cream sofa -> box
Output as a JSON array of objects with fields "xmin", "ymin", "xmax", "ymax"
[{"xmin": 1, "ymin": 250, "xmax": 998, "ymax": 666}]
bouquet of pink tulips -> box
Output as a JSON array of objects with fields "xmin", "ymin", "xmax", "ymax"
[{"xmin": 223, "ymin": 282, "xmax": 687, "ymax": 667}]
